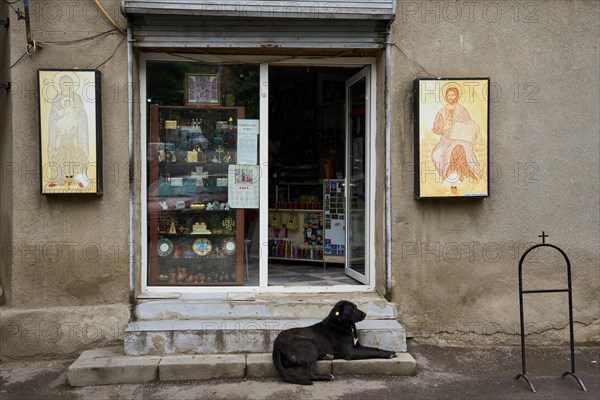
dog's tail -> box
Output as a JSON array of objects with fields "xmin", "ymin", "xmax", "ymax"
[{"xmin": 272, "ymin": 346, "xmax": 312, "ymax": 385}]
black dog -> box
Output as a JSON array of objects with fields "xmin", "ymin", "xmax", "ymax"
[{"xmin": 272, "ymin": 300, "xmax": 397, "ymax": 385}]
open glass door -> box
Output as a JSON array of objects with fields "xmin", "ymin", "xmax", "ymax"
[{"xmin": 344, "ymin": 67, "xmax": 370, "ymax": 284}]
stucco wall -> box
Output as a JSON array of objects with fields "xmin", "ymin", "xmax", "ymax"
[
  {"xmin": 0, "ymin": 0, "xmax": 130, "ymax": 359},
  {"xmin": 390, "ymin": 0, "xmax": 600, "ymax": 345},
  {"xmin": 0, "ymin": 3, "xmax": 12, "ymax": 307}
]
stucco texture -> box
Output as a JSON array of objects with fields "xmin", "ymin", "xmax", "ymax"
[
  {"xmin": 1, "ymin": 1, "xmax": 130, "ymax": 308},
  {"xmin": 390, "ymin": 0, "xmax": 599, "ymax": 345}
]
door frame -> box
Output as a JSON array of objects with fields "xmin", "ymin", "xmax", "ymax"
[{"xmin": 138, "ymin": 53, "xmax": 377, "ymax": 295}]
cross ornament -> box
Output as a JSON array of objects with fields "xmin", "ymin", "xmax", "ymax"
[
  {"xmin": 192, "ymin": 168, "xmax": 209, "ymax": 187},
  {"xmin": 538, "ymin": 231, "xmax": 549, "ymax": 244},
  {"xmin": 222, "ymin": 216, "xmax": 235, "ymax": 231},
  {"xmin": 216, "ymin": 146, "xmax": 225, "ymax": 163}
]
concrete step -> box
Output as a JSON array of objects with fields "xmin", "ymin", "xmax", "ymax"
[
  {"xmin": 68, "ymin": 347, "xmax": 416, "ymax": 387},
  {"xmin": 134, "ymin": 293, "xmax": 397, "ymax": 321},
  {"xmin": 124, "ymin": 319, "xmax": 406, "ymax": 356}
]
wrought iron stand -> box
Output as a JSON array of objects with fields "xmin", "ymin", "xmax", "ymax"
[{"xmin": 516, "ymin": 232, "xmax": 587, "ymax": 393}]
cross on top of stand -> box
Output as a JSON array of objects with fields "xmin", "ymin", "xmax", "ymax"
[{"xmin": 538, "ymin": 231, "xmax": 549, "ymax": 243}]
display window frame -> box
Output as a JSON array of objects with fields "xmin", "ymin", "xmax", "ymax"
[{"xmin": 138, "ymin": 53, "xmax": 378, "ymax": 295}]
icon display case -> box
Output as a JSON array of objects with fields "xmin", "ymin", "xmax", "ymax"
[{"xmin": 147, "ymin": 105, "xmax": 246, "ymax": 285}]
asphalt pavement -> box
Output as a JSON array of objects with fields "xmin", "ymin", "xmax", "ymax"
[{"xmin": 1, "ymin": 341, "xmax": 598, "ymax": 400}]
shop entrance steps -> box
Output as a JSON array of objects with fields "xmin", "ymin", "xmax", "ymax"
[
  {"xmin": 66, "ymin": 293, "xmax": 416, "ymax": 386},
  {"xmin": 124, "ymin": 293, "xmax": 406, "ymax": 356},
  {"xmin": 68, "ymin": 346, "xmax": 416, "ymax": 386}
]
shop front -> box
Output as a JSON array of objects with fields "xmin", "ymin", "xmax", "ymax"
[
  {"xmin": 127, "ymin": 1, "xmax": 396, "ymax": 295},
  {"xmin": 3, "ymin": 0, "xmax": 599, "ymax": 363}
]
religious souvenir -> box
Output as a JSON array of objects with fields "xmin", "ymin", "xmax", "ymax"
[
  {"xmin": 192, "ymin": 238, "xmax": 212, "ymax": 256},
  {"xmin": 187, "ymin": 151, "xmax": 198, "ymax": 163},
  {"xmin": 173, "ymin": 246, "xmax": 183, "ymax": 258},
  {"xmin": 183, "ymin": 250, "xmax": 196, "ymax": 258},
  {"xmin": 168, "ymin": 220, "xmax": 177, "ymax": 234},
  {"xmin": 191, "ymin": 168, "xmax": 208, "ymax": 186},
  {"xmin": 168, "ymin": 269, "xmax": 176, "ymax": 282},
  {"xmin": 171, "ymin": 178, "xmax": 183, "ymax": 187},
  {"xmin": 215, "ymin": 146, "xmax": 224, "ymax": 162},
  {"xmin": 222, "ymin": 215, "xmax": 235, "ymax": 232},
  {"xmin": 164, "ymin": 120, "xmax": 177, "ymax": 129},
  {"xmin": 222, "ymin": 237, "xmax": 236, "ymax": 256},
  {"xmin": 191, "ymin": 221, "xmax": 211, "ymax": 234},
  {"xmin": 216, "ymin": 178, "xmax": 228, "ymax": 187},
  {"xmin": 206, "ymin": 201, "xmax": 219, "ymax": 211},
  {"xmin": 165, "ymin": 149, "xmax": 174, "ymax": 162},
  {"xmin": 157, "ymin": 238, "xmax": 173, "ymax": 257}
]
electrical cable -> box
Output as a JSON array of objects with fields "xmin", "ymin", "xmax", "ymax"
[
  {"xmin": 37, "ymin": 29, "xmax": 120, "ymax": 48},
  {"xmin": 8, "ymin": 50, "xmax": 27, "ymax": 69},
  {"xmin": 2, "ymin": 0, "xmax": 21, "ymax": 16},
  {"xmin": 96, "ymin": 36, "xmax": 125, "ymax": 69},
  {"xmin": 93, "ymin": 0, "xmax": 126, "ymax": 35}
]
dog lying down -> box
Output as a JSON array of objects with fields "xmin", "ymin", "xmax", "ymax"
[{"xmin": 272, "ymin": 300, "xmax": 397, "ymax": 385}]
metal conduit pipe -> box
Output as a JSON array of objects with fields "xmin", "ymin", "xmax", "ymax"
[
  {"xmin": 384, "ymin": 26, "xmax": 393, "ymax": 299},
  {"xmin": 127, "ymin": 26, "xmax": 135, "ymax": 295}
]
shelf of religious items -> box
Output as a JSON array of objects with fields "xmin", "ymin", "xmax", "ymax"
[{"xmin": 147, "ymin": 105, "xmax": 246, "ymax": 285}]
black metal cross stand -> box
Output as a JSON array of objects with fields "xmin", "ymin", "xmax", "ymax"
[{"xmin": 515, "ymin": 232, "xmax": 587, "ymax": 392}]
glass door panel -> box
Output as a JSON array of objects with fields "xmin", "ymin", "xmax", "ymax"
[{"xmin": 345, "ymin": 67, "xmax": 370, "ymax": 284}]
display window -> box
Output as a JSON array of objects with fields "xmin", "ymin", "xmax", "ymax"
[
  {"xmin": 145, "ymin": 62, "xmax": 260, "ymax": 286},
  {"xmin": 142, "ymin": 57, "xmax": 376, "ymax": 291}
]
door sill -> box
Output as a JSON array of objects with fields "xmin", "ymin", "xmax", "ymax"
[{"xmin": 138, "ymin": 284, "xmax": 375, "ymax": 298}]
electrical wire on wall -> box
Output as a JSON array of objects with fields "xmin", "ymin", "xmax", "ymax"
[
  {"xmin": 3, "ymin": 0, "xmax": 126, "ymax": 71},
  {"xmin": 94, "ymin": 0, "xmax": 126, "ymax": 35}
]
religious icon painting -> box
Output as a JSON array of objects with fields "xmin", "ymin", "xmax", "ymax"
[
  {"xmin": 413, "ymin": 78, "xmax": 490, "ymax": 199},
  {"xmin": 38, "ymin": 69, "xmax": 103, "ymax": 194}
]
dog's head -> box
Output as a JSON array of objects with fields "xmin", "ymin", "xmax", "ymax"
[{"xmin": 328, "ymin": 300, "xmax": 366, "ymax": 324}]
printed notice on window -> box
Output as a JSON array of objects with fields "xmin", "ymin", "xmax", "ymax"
[
  {"xmin": 237, "ymin": 134, "xmax": 258, "ymax": 165},
  {"xmin": 236, "ymin": 119, "xmax": 259, "ymax": 165},
  {"xmin": 228, "ymin": 165, "xmax": 259, "ymax": 209}
]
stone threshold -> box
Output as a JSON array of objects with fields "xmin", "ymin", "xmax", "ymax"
[{"xmin": 68, "ymin": 347, "xmax": 416, "ymax": 387}]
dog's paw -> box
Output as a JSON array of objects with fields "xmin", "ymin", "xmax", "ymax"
[
  {"xmin": 387, "ymin": 352, "xmax": 398, "ymax": 359},
  {"xmin": 326, "ymin": 374, "xmax": 335, "ymax": 381},
  {"xmin": 323, "ymin": 354, "xmax": 334, "ymax": 360}
]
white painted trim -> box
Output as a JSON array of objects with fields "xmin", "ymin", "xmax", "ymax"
[
  {"xmin": 139, "ymin": 284, "xmax": 376, "ymax": 296},
  {"xmin": 271, "ymin": 57, "xmax": 377, "ymax": 66},
  {"xmin": 369, "ymin": 64, "xmax": 377, "ymax": 287},
  {"xmin": 138, "ymin": 52, "xmax": 378, "ymax": 295},
  {"xmin": 140, "ymin": 55, "xmax": 149, "ymax": 293},
  {"xmin": 259, "ymin": 63, "xmax": 269, "ymax": 287}
]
